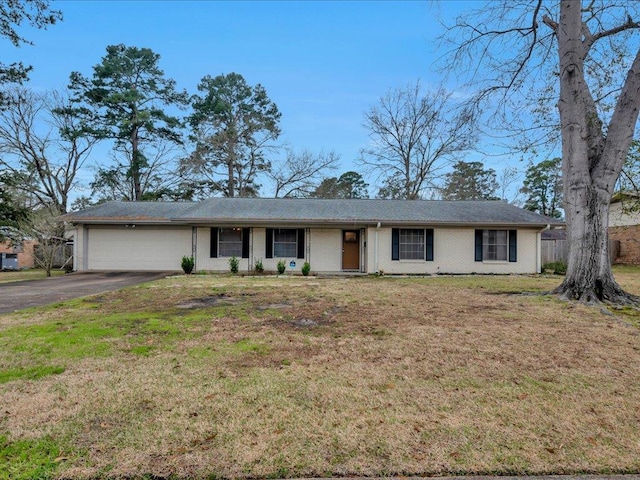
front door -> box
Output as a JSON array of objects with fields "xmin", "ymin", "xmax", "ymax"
[{"xmin": 342, "ymin": 230, "xmax": 360, "ymax": 270}]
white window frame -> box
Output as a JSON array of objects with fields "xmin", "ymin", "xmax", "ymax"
[
  {"xmin": 273, "ymin": 229, "xmax": 297, "ymax": 258},
  {"xmin": 483, "ymin": 229, "xmax": 508, "ymax": 261},
  {"xmin": 399, "ymin": 228, "xmax": 425, "ymax": 260}
]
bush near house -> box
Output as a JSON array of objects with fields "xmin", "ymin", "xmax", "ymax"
[
  {"xmin": 229, "ymin": 256, "xmax": 239, "ymax": 274},
  {"xmin": 542, "ymin": 260, "xmax": 567, "ymax": 275},
  {"xmin": 181, "ymin": 256, "xmax": 194, "ymax": 274}
]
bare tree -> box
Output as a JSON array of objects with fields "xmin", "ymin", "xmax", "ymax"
[
  {"xmin": 91, "ymin": 140, "xmax": 188, "ymax": 201},
  {"xmin": 268, "ymin": 149, "xmax": 340, "ymax": 198},
  {"xmin": 359, "ymin": 81, "xmax": 476, "ymax": 200},
  {"xmin": 444, "ymin": 1, "xmax": 640, "ymax": 304},
  {"xmin": 497, "ymin": 165, "xmax": 523, "ymax": 205},
  {"xmin": 19, "ymin": 206, "xmax": 67, "ymax": 277},
  {"xmin": 0, "ymin": 87, "xmax": 96, "ymax": 214}
]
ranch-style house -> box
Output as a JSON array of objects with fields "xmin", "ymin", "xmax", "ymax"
[{"xmin": 64, "ymin": 198, "xmax": 562, "ymax": 275}]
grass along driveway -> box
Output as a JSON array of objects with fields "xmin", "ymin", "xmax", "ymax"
[
  {"xmin": 0, "ymin": 270, "xmax": 639, "ymax": 479},
  {"xmin": 0, "ymin": 269, "xmax": 65, "ymax": 283}
]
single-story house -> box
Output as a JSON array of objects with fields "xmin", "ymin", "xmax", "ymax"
[
  {"xmin": 608, "ymin": 193, "xmax": 640, "ymax": 264},
  {"xmin": 0, "ymin": 227, "xmax": 37, "ymax": 270},
  {"xmin": 64, "ymin": 198, "xmax": 562, "ymax": 275}
]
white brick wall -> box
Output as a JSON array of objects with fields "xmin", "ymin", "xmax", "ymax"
[
  {"xmin": 369, "ymin": 227, "xmax": 540, "ymax": 275},
  {"xmin": 195, "ymin": 227, "xmax": 315, "ymax": 273},
  {"xmin": 75, "ymin": 224, "xmax": 542, "ymax": 274}
]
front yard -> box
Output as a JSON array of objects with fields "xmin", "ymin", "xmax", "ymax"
[{"xmin": 1, "ymin": 269, "xmax": 639, "ymax": 479}]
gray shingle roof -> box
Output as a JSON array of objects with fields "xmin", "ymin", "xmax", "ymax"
[
  {"xmin": 64, "ymin": 201, "xmax": 197, "ymax": 222},
  {"xmin": 65, "ymin": 198, "xmax": 562, "ymax": 227}
]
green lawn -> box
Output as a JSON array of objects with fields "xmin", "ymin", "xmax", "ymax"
[{"xmin": 0, "ymin": 269, "xmax": 639, "ymax": 479}]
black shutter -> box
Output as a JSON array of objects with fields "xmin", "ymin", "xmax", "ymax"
[
  {"xmin": 425, "ymin": 229, "xmax": 434, "ymax": 261},
  {"xmin": 242, "ymin": 228, "xmax": 250, "ymax": 259},
  {"xmin": 509, "ymin": 229, "xmax": 517, "ymax": 262},
  {"xmin": 210, "ymin": 227, "xmax": 218, "ymax": 258},
  {"xmin": 266, "ymin": 228, "xmax": 273, "ymax": 258},
  {"xmin": 392, "ymin": 228, "xmax": 400, "ymax": 261},
  {"xmin": 297, "ymin": 228, "xmax": 305, "ymax": 259},
  {"xmin": 475, "ymin": 229, "xmax": 483, "ymax": 262}
]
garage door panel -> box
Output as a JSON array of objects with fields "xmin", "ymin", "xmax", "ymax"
[{"xmin": 88, "ymin": 227, "xmax": 191, "ymax": 271}]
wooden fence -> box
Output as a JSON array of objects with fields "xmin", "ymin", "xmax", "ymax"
[{"xmin": 541, "ymin": 239, "xmax": 620, "ymax": 265}]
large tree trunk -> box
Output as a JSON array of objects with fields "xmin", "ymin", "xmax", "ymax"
[
  {"xmin": 553, "ymin": 183, "xmax": 629, "ymax": 303},
  {"xmin": 551, "ymin": 0, "xmax": 640, "ymax": 304}
]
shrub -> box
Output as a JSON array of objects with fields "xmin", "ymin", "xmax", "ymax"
[
  {"xmin": 542, "ymin": 260, "xmax": 567, "ymax": 275},
  {"xmin": 181, "ymin": 255, "xmax": 194, "ymax": 274},
  {"xmin": 277, "ymin": 259, "xmax": 286, "ymax": 275},
  {"xmin": 254, "ymin": 258, "xmax": 264, "ymax": 273},
  {"xmin": 553, "ymin": 261, "xmax": 567, "ymax": 275},
  {"xmin": 229, "ymin": 256, "xmax": 239, "ymax": 274},
  {"xmin": 301, "ymin": 261, "xmax": 311, "ymax": 276}
]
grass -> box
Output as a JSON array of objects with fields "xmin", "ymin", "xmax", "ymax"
[
  {"xmin": 0, "ymin": 269, "xmax": 65, "ymax": 284},
  {"xmin": 0, "ymin": 270, "xmax": 639, "ymax": 478}
]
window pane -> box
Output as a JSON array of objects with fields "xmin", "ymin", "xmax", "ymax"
[
  {"xmin": 399, "ymin": 228, "xmax": 424, "ymax": 260},
  {"xmin": 219, "ymin": 228, "xmax": 243, "ymax": 257},
  {"xmin": 483, "ymin": 229, "xmax": 508, "ymax": 261},
  {"xmin": 274, "ymin": 229, "xmax": 297, "ymax": 257}
]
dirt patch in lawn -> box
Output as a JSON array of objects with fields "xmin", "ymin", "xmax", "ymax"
[{"xmin": 1, "ymin": 273, "xmax": 640, "ymax": 479}]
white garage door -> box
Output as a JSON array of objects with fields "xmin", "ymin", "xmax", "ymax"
[{"xmin": 87, "ymin": 226, "xmax": 192, "ymax": 271}]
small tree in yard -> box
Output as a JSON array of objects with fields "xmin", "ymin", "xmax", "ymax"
[{"xmin": 20, "ymin": 208, "xmax": 67, "ymax": 277}]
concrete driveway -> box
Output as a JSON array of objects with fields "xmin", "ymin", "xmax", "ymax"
[{"xmin": 0, "ymin": 271, "xmax": 176, "ymax": 314}]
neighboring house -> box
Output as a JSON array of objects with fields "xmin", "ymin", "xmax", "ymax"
[
  {"xmin": 608, "ymin": 193, "xmax": 640, "ymax": 264},
  {"xmin": 64, "ymin": 198, "xmax": 562, "ymax": 274},
  {"xmin": 0, "ymin": 239, "xmax": 37, "ymax": 270}
]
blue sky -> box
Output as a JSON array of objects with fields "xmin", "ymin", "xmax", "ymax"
[{"xmin": 4, "ymin": 0, "xmax": 483, "ymax": 196}]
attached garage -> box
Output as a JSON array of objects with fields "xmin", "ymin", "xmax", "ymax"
[
  {"xmin": 65, "ymin": 199, "xmax": 561, "ymax": 275},
  {"xmin": 83, "ymin": 225, "xmax": 192, "ymax": 271}
]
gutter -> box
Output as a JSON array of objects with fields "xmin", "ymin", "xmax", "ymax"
[{"xmin": 374, "ymin": 222, "xmax": 381, "ymax": 274}]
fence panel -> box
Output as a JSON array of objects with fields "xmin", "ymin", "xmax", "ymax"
[
  {"xmin": 542, "ymin": 239, "xmax": 620, "ymax": 265},
  {"xmin": 542, "ymin": 239, "xmax": 568, "ymax": 264}
]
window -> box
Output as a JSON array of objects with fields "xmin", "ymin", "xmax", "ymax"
[
  {"xmin": 475, "ymin": 229, "xmax": 517, "ymax": 262},
  {"xmin": 273, "ymin": 229, "xmax": 297, "ymax": 257},
  {"xmin": 218, "ymin": 228, "xmax": 243, "ymax": 257},
  {"xmin": 210, "ymin": 227, "xmax": 250, "ymax": 258},
  {"xmin": 266, "ymin": 228, "xmax": 305, "ymax": 259},
  {"xmin": 483, "ymin": 230, "xmax": 508, "ymax": 261},
  {"xmin": 400, "ymin": 229, "xmax": 425, "ymax": 260},
  {"xmin": 392, "ymin": 228, "xmax": 434, "ymax": 261}
]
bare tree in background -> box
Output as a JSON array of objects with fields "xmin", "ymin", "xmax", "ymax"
[
  {"xmin": 0, "ymin": 87, "xmax": 96, "ymax": 214},
  {"xmin": 360, "ymin": 81, "xmax": 476, "ymax": 200},
  {"xmin": 268, "ymin": 149, "xmax": 340, "ymax": 198}
]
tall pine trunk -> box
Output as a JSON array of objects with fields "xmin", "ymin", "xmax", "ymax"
[{"xmin": 550, "ymin": 0, "xmax": 640, "ymax": 304}]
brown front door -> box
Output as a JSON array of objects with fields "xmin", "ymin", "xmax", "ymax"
[{"xmin": 342, "ymin": 230, "xmax": 360, "ymax": 270}]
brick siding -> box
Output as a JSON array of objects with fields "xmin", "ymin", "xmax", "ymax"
[
  {"xmin": 609, "ymin": 225, "xmax": 640, "ymax": 264},
  {"xmin": 0, "ymin": 240, "xmax": 37, "ymax": 269}
]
